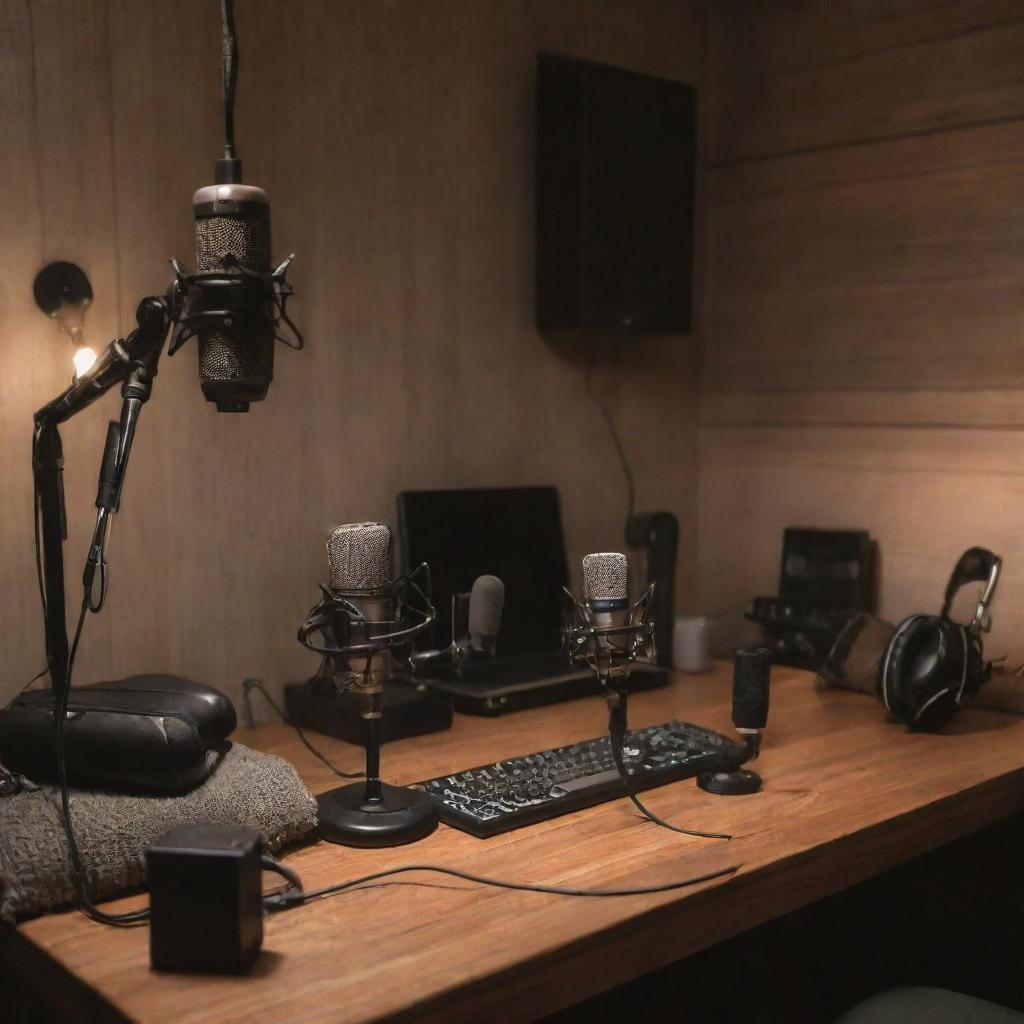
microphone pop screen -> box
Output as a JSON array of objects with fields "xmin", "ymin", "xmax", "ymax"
[{"xmin": 582, "ymin": 552, "xmax": 629, "ymax": 612}]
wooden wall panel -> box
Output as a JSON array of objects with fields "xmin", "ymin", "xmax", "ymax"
[
  {"xmin": 0, "ymin": 0, "xmax": 46, "ymax": 688},
  {"xmin": 699, "ymin": 425, "xmax": 1024, "ymax": 664},
  {"xmin": 0, "ymin": 1, "xmax": 706, "ymax": 711},
  {"xmin": 711, "ymin": 0, "xmax": 1024, "ymax": 162},
  {"xmin": 707, "ymin": 119, "xmax": 1024, "ymax": 392},
  {"xmin": 700, "ymin": 0, "xmax": 1024, "ymax": 668}
]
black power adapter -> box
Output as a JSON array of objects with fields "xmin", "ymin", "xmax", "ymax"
[{"xmin": 146, "ymin": 824, "xmax": 264, "ymax": 974}]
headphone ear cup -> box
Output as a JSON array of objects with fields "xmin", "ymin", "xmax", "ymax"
[{"xmin": 880, "ymin": 615, "xmax": 966, "ymax": 731}]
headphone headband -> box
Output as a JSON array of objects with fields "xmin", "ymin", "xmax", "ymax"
[{"xmin": 940, "ymin": 547, "xmax": 1001, "ymax": 634}]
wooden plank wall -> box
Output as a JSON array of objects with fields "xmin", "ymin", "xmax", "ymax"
[
  {"xmin": 0, "ymin": 0, "xmax": 706, "ymax": 711},
  {"xmin": 700, "ymin": 0, "xmax": 1024, "ymax": 662}
]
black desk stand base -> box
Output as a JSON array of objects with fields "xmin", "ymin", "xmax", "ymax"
[
  {"xmin": 318, "ymin": 782, "xmax": 437, "ymax": 847},
  {"xmin": 697, "ymin": 767, "xmax": 762, "ymax": 795}
]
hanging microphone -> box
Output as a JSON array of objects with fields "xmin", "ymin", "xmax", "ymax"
[
  {"xmin": 191, "ymin": 184, "xmax": 275, "ymax": 412},
  {"xmin": 166, "ymin": 0, "xmax": 301, "ymax": 412}
]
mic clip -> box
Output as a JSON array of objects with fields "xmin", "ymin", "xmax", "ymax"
[
  {"xmin": 166, "ymin": 254, "xmax": 303, "ymax": 357},
  {"xmin": 562, "ymin": 583, "xmax": 657, "ymax": 690},
  {"xmin": 297, "ymin": 563, "xmax": 436, "ymax": 660}
]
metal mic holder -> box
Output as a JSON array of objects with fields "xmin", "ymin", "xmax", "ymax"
[
  {"xmin": 297, "ymin": 570, "xmax": 439, "ymax": 847},
  {"xmin": 563, "ymin": 589, "xmax": 766, "ymax": 798}
]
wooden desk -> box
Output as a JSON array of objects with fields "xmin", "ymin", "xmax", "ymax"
[{"xmin": 7, "ymin": 665, "xmax": 1024, "ymax": 1024}]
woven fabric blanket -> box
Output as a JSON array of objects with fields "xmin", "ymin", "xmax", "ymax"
[{"xmin": 0, "ymin": 742, "xmax": 316, "ymax": 922}]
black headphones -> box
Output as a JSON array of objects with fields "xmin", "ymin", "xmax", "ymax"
[{"xmin": 879, "ymin": 547, "xmax": 1001, "ymax": 731}]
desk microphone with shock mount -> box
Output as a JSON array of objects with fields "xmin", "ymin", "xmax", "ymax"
[{"xmin": 564, "ymin": 553, "xmax": 772, "ymax": 838}]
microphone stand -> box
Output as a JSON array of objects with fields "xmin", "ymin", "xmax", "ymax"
[
  {"xmin": 296, "ymin": 572, "xmax": 439, "ymax": 847},
  {"xmin": 33, "ymin": 293, "xmax": 173, "ymax": 701}
]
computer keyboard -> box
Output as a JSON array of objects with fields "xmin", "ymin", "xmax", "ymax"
[{"xmin": 415, "ymin": 720, "xmax": 746, "ymax": 837}]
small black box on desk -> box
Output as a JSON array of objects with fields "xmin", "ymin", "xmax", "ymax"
[
  {"xmin": 147, "ymin": 824, "xmax": 263, "ymax": 974},
  {"xmin": 748, "ymin": 528, "xmax": 875, "ymax": 671}
]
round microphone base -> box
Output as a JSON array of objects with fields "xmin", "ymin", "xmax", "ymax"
[
  {"xmin": 317, "ymin": 782, "xmax": 438, "ymax": 847},
  {"xmin": 696, "ymin": 767, "xmax": 762, "ymax": 796}
]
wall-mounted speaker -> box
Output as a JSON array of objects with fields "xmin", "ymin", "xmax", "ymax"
[{"xmin": 535, "ymin": 53, "xmax": 697, "ymax": 335}]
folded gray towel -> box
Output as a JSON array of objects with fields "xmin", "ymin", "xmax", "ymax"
[{"xmin": 0, "ymin": 742, "xmax": 317, "ymax": 922}]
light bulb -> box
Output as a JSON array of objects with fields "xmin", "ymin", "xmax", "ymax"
[{"xmin": 72, "ymin": 346, "xmax": 97, "ymax": 377}]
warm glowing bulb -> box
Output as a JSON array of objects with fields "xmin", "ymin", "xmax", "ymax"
[{"xmin": 72, "ymin": 346, "xmax": 97, "ymax": 377}]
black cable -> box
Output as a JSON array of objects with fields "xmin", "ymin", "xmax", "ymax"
[
  {"xmin": 55, "ymin": 597, "xmax": 149, "ymax": 926},
  {"xmin": 585, "ymin": 356, "xmax": 636, "ymax": 521},
  {"xmin": 220, "ymin": 0, "xmax": 238, "ymax": 160},
  {"xmin": 607, "ymin": 702, "xmax": 732, "ymax": 841},
  {"xmin": 265, "ymin": 860, "xmax": 740, "ymax": 913},
  {"xmin": 32, "ymin": 451, "xmax": 47, "ymax": 620},
  {"xmin": 29, "ymin": 444, "xmax": 52, "ymax": 693},
  {"xmin": 242, "ymin": 678, "xmax": 364, "ymax": 780},
  {"xmin": 258, "ymin": 856, "xmax": 301, "ymax": 897}
]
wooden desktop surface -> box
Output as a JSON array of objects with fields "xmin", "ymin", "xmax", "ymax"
[{"xmin": 10, "ymin": 665, "xmax": 1024, "ymax": 1024}]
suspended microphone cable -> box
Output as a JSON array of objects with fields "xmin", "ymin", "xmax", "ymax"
[
  {"xmin": 585, "ymin": 355, "xmax": 636, "ymax": 521},
  {"xmin": 220, "ymin": 0, "xmax": 239, "ymax": 163}
]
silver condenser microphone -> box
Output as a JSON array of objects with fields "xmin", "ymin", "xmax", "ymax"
[
  {"xmin": 326, "ymin": 522, "xmax": 396, "ymax": 693},
  {"xmin": 582, "ymin": 552, "xmax": 629, "ymax": 627}
]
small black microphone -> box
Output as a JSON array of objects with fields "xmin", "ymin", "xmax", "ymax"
[
  {"xmin": 733, "ymin": 647, "xmax": 772, "ymax": 733},
  {"xmin": 697, "ymin": 649, "xmax": 772, "ymax": 796}
]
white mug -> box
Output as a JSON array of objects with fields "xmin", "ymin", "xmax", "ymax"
[{"xmin": 673, "ymin": 615, "xmax": 711, "ymax": 673}]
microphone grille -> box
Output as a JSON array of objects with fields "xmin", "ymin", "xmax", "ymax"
[
  {"xmin": 582, "ymin": 552, "xmax": 628, "ymax": 603},
  {"xmin": 327, "ymin": 522, "xmax": 393, "ymax": 592},
  {"xmin": 195, "ymin": 212, "xmax": 271, "ymax": 274},
  {"xmin": 194, "ymin": 184, "xmax": 272, "ymax": 273},
  {"xmin": 468, "ymin": 575, "xmax": 505, "ymax": 639}
]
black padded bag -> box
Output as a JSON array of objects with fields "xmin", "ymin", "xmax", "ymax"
[{"xmin": 0, "ymin": 675, "xmax": 236, "ymax": 795}]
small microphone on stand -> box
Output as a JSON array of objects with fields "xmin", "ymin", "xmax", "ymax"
[
  {"xmin": 409, "ymin": 574, "xmax": 505, "ymax": 673},
  {"xmin": 565, "ymin": 555, "xmax": 769, "ymax": 834},
  {"xmin": 697, "ymin": 649, "xmax": 773, "ymax": 796},
  {"xmin": 466, "ymin": 574, "xmax": 505, "ymax": 655}
]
